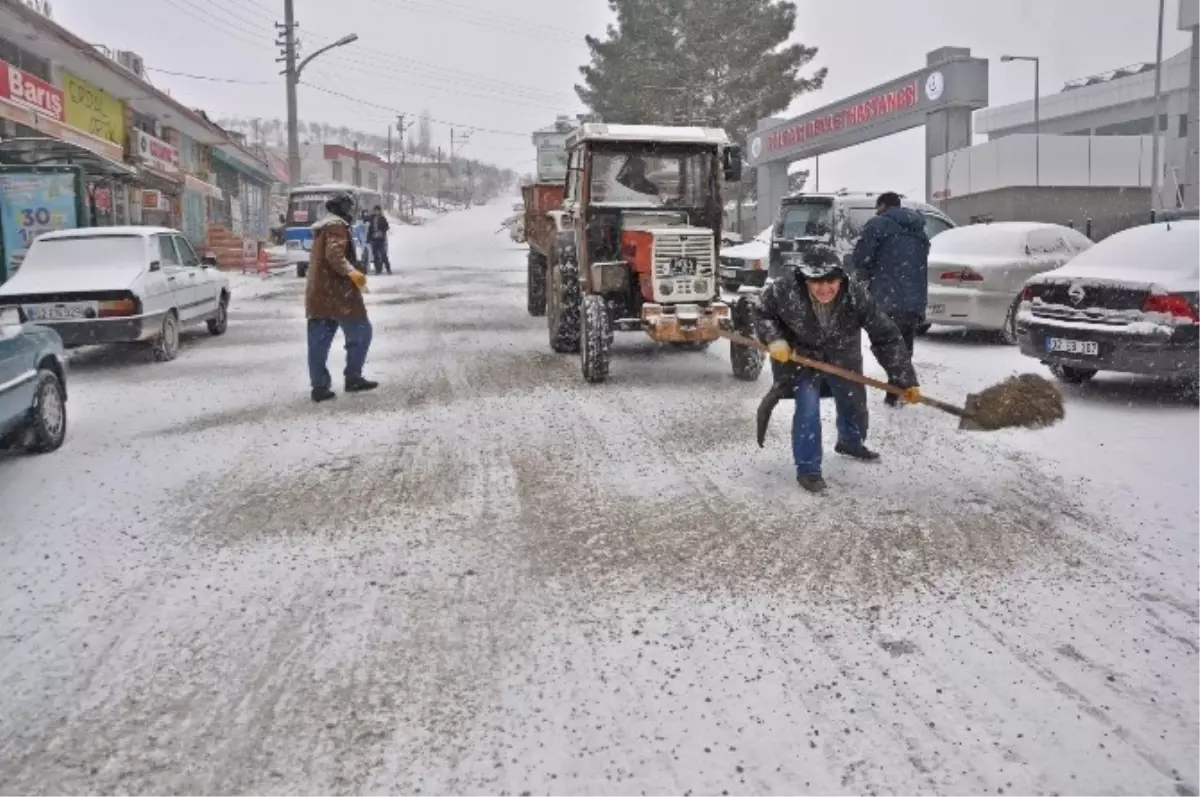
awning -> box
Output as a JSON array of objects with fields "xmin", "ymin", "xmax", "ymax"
[
  {"xmin": 185, "ymin": 173, "xmax": 224, "ymax": 200},
  {"xmin": 0, "ymin": 136, "xmax": 136, "ymax": 178},
  {"xmin": 136, "ymin": 166, "xmax": 183, "ymax": 194}
]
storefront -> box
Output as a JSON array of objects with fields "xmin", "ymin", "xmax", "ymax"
[{"xmin": 129, "ymin": 128, "xmax": 182, "ymax": 228}]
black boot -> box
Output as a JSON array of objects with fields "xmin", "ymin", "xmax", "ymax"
[
  {"xmin": 345, "ymin": 376, "xmax": 379, "ymax": 393},
  {"xmin": 884, "ymin": 392, "xmax": 900, "ymax": 407},
  {"xmin": 311, "ymin": 387, "xmax": 336, "ymax": 403},
  {"xmin": 797, "ymin": 473, "xmax": 828, "ymax": 493},
  {"xmin": 835, "ymin": 441, "xmax": 881, "ymax": 462}
]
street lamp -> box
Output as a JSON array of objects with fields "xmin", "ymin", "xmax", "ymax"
[
  {"xmin": 1001, "ymin": 54, "xmax": 1040, "ymax": 186},
  {"xmin": 284, "ymin": 27, "xmax": 358, "ymax": 186}
]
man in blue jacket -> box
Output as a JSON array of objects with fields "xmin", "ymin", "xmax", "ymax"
[{"xmin": 851, "ymin": 192, "xmax": 931, "ymax": 406}]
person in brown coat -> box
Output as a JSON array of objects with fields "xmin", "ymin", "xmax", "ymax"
[{"xmin": 305, "ymin": 192, "xmax": 378, "ymax": 402}]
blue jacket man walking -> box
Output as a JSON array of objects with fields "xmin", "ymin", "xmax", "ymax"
[{"xmin": 851, "ymin": 191, "xmax": 931, "ymax": 406}]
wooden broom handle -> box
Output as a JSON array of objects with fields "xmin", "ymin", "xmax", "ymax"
[{"xmin": 720, "ymin": 330, "xmax": 969, "ymax": 419}]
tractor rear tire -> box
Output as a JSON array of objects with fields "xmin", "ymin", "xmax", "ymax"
[
  {"xmin": 580, "ymin": 294, "xmax": 613, "ymax": 384},
  {"xmin": 547, "ymin": 250, "xmax": 581, "ymax": 354},
  {"xmin": 527, "ymin": 251, "xmax": 547, "ymax": 317},
  {"xmin": 730, "ymin": 295, "xmax": 765, "ymax": 382}
]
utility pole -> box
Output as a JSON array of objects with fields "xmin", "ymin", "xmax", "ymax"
[
  {"xmin": 436, "ymin": 145, "xmax": 443, "ymax": 208},
  {"xmin": 276, "ymin": 3, "xmax": 300, "ymax": 186},
  {"xmin": 1149, "ymin": 0, "xmax": 1166, "ymax": 212},
  {"xmin": 385, "ymin": 123, "xmax": 393, "ymax": 210},
  {"xmin": 353, "ymin": 140, "xmax": 361, "ymax": 187}
]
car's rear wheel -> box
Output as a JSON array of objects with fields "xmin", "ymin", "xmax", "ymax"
[
  {"xmin": 1049, "ymin": 364, "xmax": 1096, "ymax": 384},
  {"xmin": 207, "ymin": 294, "xmax": 229, "ymax": 336},
  {"xmin": 297, "ymin": 263, "xmax": 308, "ymax": 278},
  {"xmin": 999, "ymin": 296, "xmax": 1021, "ymax": 345},
  {"xmin": 153, "ymin": 311, "xmax": 180, "ymax": 362},
  {"xmin": 25, "ymin": 368, "xmax": 67, "ymax": 454}
]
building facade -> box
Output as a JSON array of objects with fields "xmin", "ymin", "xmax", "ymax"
[{"xmin": 0, "ymin": 0, "xmax": 273, "ymax": 280}]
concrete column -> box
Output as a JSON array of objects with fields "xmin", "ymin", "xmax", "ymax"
[
  {"xmin": 756, "ymin": 162, "xmax": 788, "ymax": 230},
  {"xmin": 1184, "ymin": 29, "xmax": 1199, "ymax": 208},
  {"xmin": 924, "ymin": 48, "xmax": 975, "ymax": 204},
  {"xmin": 925, "ymin": 107, "xmax": 973, "ymax": 204}
]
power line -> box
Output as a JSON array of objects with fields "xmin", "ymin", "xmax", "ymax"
[
  {"xmin": 298, "ymin": 80, "xmax": 529, "ymax": 137},
  {"xmin": 144, "ymin": 67, "xmax": 272, "ymax": 85},
  {"xmin": 159, "ymin": 0, "xmax": 270, "ymax": 51}
]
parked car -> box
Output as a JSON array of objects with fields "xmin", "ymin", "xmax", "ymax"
[
  {"xmin": 719, "ymin": 226, "xmax": 772, "ymax": 292},
  {"xmin": 925, "ymin": 222, "xmax": 1094, "ymax": 343},
  {"xmin": 1017, "ymin": 220, "xmax": 1199, "ymax": 396},
  {"xmin": 0, "ymin": 306, "xmax": 67, "ymax": 454},
  {"xmin": 762, "ymin": 190, "xmax": 956, "ymax": 285},
  {"xmin": 0, "ymin": 227, "xmax": 230, "ymax": 362}
]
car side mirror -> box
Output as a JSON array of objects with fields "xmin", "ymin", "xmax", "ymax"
[
  {"xmin": 149, "ymin": 260, "xmax": 161, "ymax": 272},
  {"xmin": 201, "ymin": 254, "xmax": 218, "ymax": 267},
  {"xmin": 723, "ymin": 145, "xmax": 743, "ymax": 183}
]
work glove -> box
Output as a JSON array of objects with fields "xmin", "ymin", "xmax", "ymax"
[
  {"xmin": 899, "ymin": 386, "xmax": 921, "ymax": 405},
  {"xmin": 767, "ymin": 340, "xmax": 791, "ymax": 363},
  {"xmin": 348, "ymin": 270, "xmax": 367, "ymax": 290}
]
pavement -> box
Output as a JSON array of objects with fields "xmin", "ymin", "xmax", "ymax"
[{"xmin": 0, "ymin": 201, "xmax": 1196, "ymax": 795}]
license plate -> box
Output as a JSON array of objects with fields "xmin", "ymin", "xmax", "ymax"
[
  {"xmin": 1046, "ymin": 337, "xmax": 1099, "ymax": 356},
  {"xmin": 719, "ymin": 268, "xmax": 738, "ymax": 279},
  {"xmin": 669, "ymin": 257, "xmax": 698, "ymax": 276},
  {"xmin": 25, "ymin": 303, "xmax": 94, "ymax": 321},
  {"xmin": 927, "ymin": 303, "xmax": 946, "ymax": 316}
]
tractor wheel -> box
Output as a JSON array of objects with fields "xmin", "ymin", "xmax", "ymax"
[
  {"xmin": 730, "ymin": 295, "xmax": 764, "ymax": 382},
  {"xmin": 546, "ymin": 248, "xmax": 581, "ymax": 354},
  {"xmin": 527, "ymin": 250, "xmax": 547, "ymax": 317},
  {"xmin": 580, "ymin": 294, "xmax": 613, "ymax": 384}
]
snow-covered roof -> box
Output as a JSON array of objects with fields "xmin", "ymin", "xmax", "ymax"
[
  {"xmin": 37, "ymin": 226, "xmax": 176, "ymax": 240},
  {"xmin": 289, "ymin": 183, "xmax": 375, "ymax": 195},
  {"xmin": 567, "ymin": 124, "xmax": 731, "ymax": 148}
]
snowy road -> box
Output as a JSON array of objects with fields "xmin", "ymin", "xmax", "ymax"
[{"xmin": 1, "ymin": 202, "xmax": 1196, "ymax": 795}]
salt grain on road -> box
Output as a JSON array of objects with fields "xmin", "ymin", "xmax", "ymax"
[{"xmin": 1, "ymin": 201, "xmax": 1196, "ymax": 795}]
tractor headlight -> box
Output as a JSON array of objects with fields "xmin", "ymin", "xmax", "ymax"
[
  {"xmin": 659, "ymin": 281, "xmax": 673, "ymax": 296},
  {"xmin": 693, "ymin": 279, "xmax": 708, "ymax": 294}
]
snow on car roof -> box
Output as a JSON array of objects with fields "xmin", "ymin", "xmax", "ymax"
[
  {"xmin": 568, "ymin": 123, "xmax": 731, "ymax": 147},
  {"xmin": 931, "ymin": 221, "xmax": 1083, "ymax": 255},
  {"xmin": 1050, "ymin": 221, "xmax": 1199, "ymax": 282},
  {"xmin": 37, "ymin": 226, "xmax": 176, "ymax": 240}
]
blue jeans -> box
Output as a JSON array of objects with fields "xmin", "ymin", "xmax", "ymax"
[
  {"xmin": 792, "ymin": 372, "xmax": 864, "ymax": 475},
  {"xmin": 370, "ymin": 238, "xmax": 390, "ymax": 272},
  {"xmin": 307, "ymin": 318, "xmax": 373, "ymax": 390}
]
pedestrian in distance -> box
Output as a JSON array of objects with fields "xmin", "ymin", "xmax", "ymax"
[
  {"xmin": 758, "ymin": 244, "xmax": 921, "ymax": 494},
  {"xmin": 368, "ymin": 205, "xmax": 392, "ymax": 275},
  {"xmin": 305, "ymin": 191, "xmax": 379, "ymax": 403},
  {"xmin": 851, "ymin": 191, "xmax": 931, "ymax": 407}
]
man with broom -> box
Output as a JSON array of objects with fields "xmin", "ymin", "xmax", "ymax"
[{"xmin": 757, "ymin": 245, "xmax": 921, "ymax": 493}]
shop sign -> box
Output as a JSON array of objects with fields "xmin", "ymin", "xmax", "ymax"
[
  {"xmin": 0, "ymin": 172, "xmax": 78, "ymax": 278},
  {"xmin": 141, "ymin": 189, "xmax": 168, "ymax": 211},
  {"xmin": 133, "ymin": 129, "xmax": 181, "ymax": 178},
  {"xmin": 62, "ymin": 70, "xmax": 126, "ymax": 148},
  {"xmin": 0, "ymin": 59, "xmax": 64, "ymax": 121}
]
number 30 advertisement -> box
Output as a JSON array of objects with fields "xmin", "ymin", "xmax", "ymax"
[{"xmin": 0, "ymin": 172, "xmax": 79, "ymax": 280}]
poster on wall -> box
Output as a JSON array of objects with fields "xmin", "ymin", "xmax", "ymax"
[{"xmin": 0, "ymin": 171, "xmax": 78, "ymax": 278}]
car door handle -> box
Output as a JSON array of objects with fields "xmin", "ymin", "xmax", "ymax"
[{"xmin": 168, "ymin": 276, "xmax": 177, "ymax": 282}]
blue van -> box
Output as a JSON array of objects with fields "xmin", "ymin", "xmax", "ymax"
[{"xmin": 284, "ymin": 183, "xmax": 382, "ymax": 277}]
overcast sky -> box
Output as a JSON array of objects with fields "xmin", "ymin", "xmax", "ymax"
[{"xmin": 55, "ymin": 0, "xmax": 1192, "ymax": 194}]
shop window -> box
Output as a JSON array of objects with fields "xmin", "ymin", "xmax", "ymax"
[
  {"xmin": 0, "ymin": 36, "xmax": 50, "ymax": 81},
  {"xmin": 1180, "ymin": 114, "xmax": 1189, "ymax": 138},
  {"xmin": 331, "ymin": 161, "xmax": 343, "ymax": 182},
  {"xmin": 368, "ymin": 172, "xmax": 379, "ymax": 190}
]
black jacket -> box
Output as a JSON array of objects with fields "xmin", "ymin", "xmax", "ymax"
[
  {"xmin": 851, "ymin": 206, "xmax": 930, "ymax": 316},
  {"xmin": 369, "ymin": 212, "xmax": 390, "ymax": 240},
  {"xmin": 757, "ymin": 272, "xmax": 918, "ymax": 389}
]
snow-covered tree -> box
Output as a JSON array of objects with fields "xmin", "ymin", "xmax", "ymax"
[{"xmin": 575, "ymin": 0, "xmax": 825, "ymax": 147}]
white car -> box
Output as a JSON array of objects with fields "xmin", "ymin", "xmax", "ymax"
[
  {"xmin": 925, "ymin": 222, "xmax": 1094, "ymax": 343},
  {"xmin": 0, "ymin": 227, "xmax": 230, "ymax": 362}
]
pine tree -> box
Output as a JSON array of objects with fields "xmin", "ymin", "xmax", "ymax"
[{"xmin": 575, "ymin": 0, "xmax": 825, "ymax": 147}]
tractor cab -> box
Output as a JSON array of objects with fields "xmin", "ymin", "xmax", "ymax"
[{"xmin": 539, "ymin": 123, "xmax": 762, "ymax": 383}]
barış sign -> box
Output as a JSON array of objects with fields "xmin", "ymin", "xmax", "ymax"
[
  {"xmin": 0, "ymin": 59, "xmax": 64, "ymax": 122},
  {"xmin": 134, "ymin": 129, "xmax": 181, "ymax": 178},
  {"xmin": 746, "ymin": 56, "xmax": 988, "ymax": 167}
]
